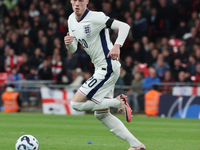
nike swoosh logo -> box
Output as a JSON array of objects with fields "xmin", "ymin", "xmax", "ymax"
[
  {"xmin": 81, "ymin": 85, "xmax": 86, "ymax": 88},
  {"xmin": 72, "ymin": 30, "xmax": 75, "ymax": 32}
]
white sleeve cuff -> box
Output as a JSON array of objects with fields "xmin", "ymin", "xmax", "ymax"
[{"xmin": 65, "ymin": 40, "xmax": 78, "ymax": 53}]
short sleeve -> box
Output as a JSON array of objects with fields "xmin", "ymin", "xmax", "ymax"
[{"xmin": 93, "ymin": 12, "xmax": 110, "ymax": 31}]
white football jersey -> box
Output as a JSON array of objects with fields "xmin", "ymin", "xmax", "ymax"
[{"xmin": 68, "ymin": 8, "xmax": 116, "ymax": 70}]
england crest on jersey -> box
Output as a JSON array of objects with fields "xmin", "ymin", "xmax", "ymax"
[{"xmin": 84, "ymin": 24, "xmax": 91, "ymax": 38}]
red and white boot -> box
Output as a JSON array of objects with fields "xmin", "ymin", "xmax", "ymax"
[{"xmin": 117, "ymin": 94, "xmax": 132, "ymax": 123}]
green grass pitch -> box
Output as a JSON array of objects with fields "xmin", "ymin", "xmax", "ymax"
[{"xmin": 0, "ymin": 113, "xmax": 200, "ymax": 150}]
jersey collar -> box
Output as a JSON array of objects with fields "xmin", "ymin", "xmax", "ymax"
[{"xmin": 77, "ymin": 8, "xmax": 89, "ymax": 22}]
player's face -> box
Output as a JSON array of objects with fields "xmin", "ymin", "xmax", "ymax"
[{"xmin": 71, "ymin": 0, "xmax": 89, "ymax": 17}]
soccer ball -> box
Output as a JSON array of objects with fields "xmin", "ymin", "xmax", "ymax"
[{"xmin": 15, "ymin": 135, "xmax": 39, "ymax": 150}]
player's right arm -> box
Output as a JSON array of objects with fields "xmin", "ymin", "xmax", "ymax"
[
  {"xmin": 64, "ymin": 32, "xmax": 78, "ymax": 53},
  {"xmin": 64, "ymin": 18, "xmax": 78, "ymax": 53}
]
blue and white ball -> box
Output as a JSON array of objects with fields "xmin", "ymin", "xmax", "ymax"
[{"xmin": 15, "ymin": 135, "xmax": 39, "ymax": 150}]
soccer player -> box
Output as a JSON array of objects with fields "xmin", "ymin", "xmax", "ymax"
[{"xmin": 64, "ymin": 0, "xmax": 146, "ymax": 150}]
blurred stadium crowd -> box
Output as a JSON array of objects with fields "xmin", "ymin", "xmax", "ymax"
[{"xmin": 0, "ymin": 0, "xmax": 200, "ymax": 94}]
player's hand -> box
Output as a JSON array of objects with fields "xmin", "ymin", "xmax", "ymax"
[
  {"xmin": 64, "ymin": 32, "xmax": 74, "ymax": 45},
  {"xmin": 107, "ymin": 44, "xmax": 120, "ymax": 61}
]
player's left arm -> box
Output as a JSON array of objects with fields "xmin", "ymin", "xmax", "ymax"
[{"xmin": 106, "ymin": 19, "xmax": 130, "ymax": 60}]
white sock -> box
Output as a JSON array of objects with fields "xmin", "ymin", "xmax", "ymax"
[
  {"xmin": 95, "ymin": 110, "xmax": 142, "ymax": 147},
  {"xmin": 93, "ymin": 98, "xmax": 120, "ymax": 111},
  {"xmin": 70, "ymin": 98, "xmax": 120, "ymax": 111}
]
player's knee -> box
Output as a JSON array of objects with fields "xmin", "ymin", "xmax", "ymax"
[{"xmin": 70, "ymin": 101, "xmax": 83, "ymax": 111}]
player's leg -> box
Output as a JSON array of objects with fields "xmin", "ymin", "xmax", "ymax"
[
  {"xmin": 71, "ymin": 89, "xmax": 132, "ymax": 122},
  {"xmin": 70, "ymin": 90, "xmax": 121, "ymax": 111},
  {"xmin": 94, "ymin": 109, "xmax": 145, "ymax": 149},
  {"xmin": 71, "ymin": 84, "xmax": 132, "ymax": 122}
]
